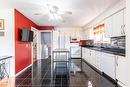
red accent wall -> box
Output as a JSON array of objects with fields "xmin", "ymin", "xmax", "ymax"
[
  {"xmin": 15, "ymin": 9, "xmax": 38, "ymax": 74},
  {"xmin": 15, "ymin": 9, "xmax": 54, "ymax": 74}
]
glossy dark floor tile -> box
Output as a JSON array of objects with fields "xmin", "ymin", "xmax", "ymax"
[{"xmin": 16, "ymin": 58, "xmax": 118, "ymax": 87}]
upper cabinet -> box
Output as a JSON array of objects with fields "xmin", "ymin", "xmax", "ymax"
[
  {"xmin": 123, "ymin": 9, "xmax": 126, "ymax": 35},
  {"xmin": 82, "ymin": 27, "xmax": 94, "ymax": 40},
  {"xmin": 104, "ymin": 9, "xmax": 126, "ymax": 38},
  {"xmin": 104, "ymin": 17, "xmax": 113, "ymax": 37},
  {"xmin": 112, "ymin": 10, "xmax": 125, "ymax": 37}
]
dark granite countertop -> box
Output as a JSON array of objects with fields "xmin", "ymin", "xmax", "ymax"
[{"xmin": 81, "ymin": 46, "xmax": 125, "ymax": 57}]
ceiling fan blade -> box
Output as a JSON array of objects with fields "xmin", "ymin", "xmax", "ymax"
[
  {"xmin": 34, "ymin": 11, "xmax": 48, "ymax": 16},
  {"xmin": 34, "ymin": 13, "xmax": 43, "ymax": 15},
  {"xmin": 58, "ymin": 11, "xmax": 72, "ymax": 15},
  {"xmin": 64, "ymin": 11, "xmax": 72, "ymax": 15}
]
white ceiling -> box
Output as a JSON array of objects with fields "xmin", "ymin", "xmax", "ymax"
[{"xmin": 0, "ymin": 0, "xmax": 119, "ymax": 27}]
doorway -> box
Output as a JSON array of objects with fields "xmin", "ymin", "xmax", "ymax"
[{"xmin": 40, "ymin": 31, "xmax": 52, "ymax": 59}]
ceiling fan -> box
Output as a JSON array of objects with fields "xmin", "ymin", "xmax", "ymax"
[{"xmin": 34, "ymin": 4, "xmax": 72, "ymax": 22}]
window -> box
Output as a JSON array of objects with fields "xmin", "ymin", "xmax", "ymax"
[{"xmin": 93, "ymin": 24, "xmax": 110, "ymax": 44}]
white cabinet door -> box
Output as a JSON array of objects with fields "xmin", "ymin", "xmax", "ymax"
[
  {"xmin": 112, "ymin": 10, "xmax": 124, "ymax": 37},
  {"xmin": 90, "ymin": 50, "xmax": 96, "ymax": 66},
  {"xmin": 82, "ymin": 30, "xmax": 87, "ymax": 40},
  {"xmin": 116, "ymin": 56, "xmax": 127, "ymax": 86},
  {"xmin": 85, "ymin": 48, "xmax": 91, "ymax": 62},
  {"xmin": 83, "ymin": 28, "xmax": 94, "ymax": 40},
  {"xmin": 104, "ymin": 17, "xmax": 113, "ymax": 37},
  {"xmin": 101, "ymin": 53, "xmax": 116, "ymax": 80},
  {"xmin": 82, "ymin": 48, "xmax": 86, "ymax": 60},
  {"xmin": 123, "ymin": 9, "xmax": 126, "ymax": 35},
  {"xmin": 95, "ymin": 51, "xmax": 102, "ymax": 71}
]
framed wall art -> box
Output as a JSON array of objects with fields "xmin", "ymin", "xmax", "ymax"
[{"xmin": 0, "ymin": 19, "xmax": 4, "ymax": 30}]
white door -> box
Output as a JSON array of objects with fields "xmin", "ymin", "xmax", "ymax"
[
  {"xmin": 112, "ymin": 10, "xmax": 124, "ymax": 37},
  {"xmin": 116, "ymin": 56, "xmax": 127, "ymax": 86}
]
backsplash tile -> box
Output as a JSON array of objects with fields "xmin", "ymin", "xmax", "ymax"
[{"xmin": 111, "ymin": 36, "xmax": 126, "ymax": 49}]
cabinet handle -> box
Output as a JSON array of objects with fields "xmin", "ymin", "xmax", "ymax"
[
  {"xmin": 116, "ymin": 56, "xmax": 118, "ymax": 66},
  {"xmin": 121, "ymin": 25, "xmax": 123, "ymax": 35},
  {"xmin": 123, "ymin": 25, "xmax": 125, "ymax": 34}
]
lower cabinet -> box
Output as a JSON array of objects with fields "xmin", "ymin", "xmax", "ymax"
[
  {"xmin": 116, "ymin": 56, "xmax": 127, "ymax": 86},
  {"xmin": 95, "ymin": 51, "xmax": 101, "ymax": 71},
  {"xmin": 85, "ymin": 48, "xmax": 91, "ymax": 62},
  {"xmin": 82, "ymin": 47, "xmax": 127, "ymax": 86},
  {"xmin": 82, "ymin": 47, "xmax": 86, "ymax": 60},
  {"xmin": 101, "ymin": 53, "xmax": 116, "ymax": 80},
  {"xmin": 90, "ymin": 50, "xmax": 96, "ymax": 67}
]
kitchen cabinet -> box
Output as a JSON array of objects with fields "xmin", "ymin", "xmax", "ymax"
[
  {"xmin": 85, "ymin": 48, "xmax": 91, "ymax": 62},
  {"xmin": 112, "ymin": 10, "xmax": 125, "ymax": 37},
  {"xmin": 82, "ymin": 47, "xmax": 86, "ymax": 60},
  {"xmin": 82, "ymin": 47, "xmax": 127, "ymax": 85},
  {"xmin": 82, "ymin": 29, "xmax": 87, "ymax": 40},
  {"xmin": 116, "ymin": 56, "xmax": 127, "ymax": 86},
  {"xmin": 82, "ymin": 48, "xmax": 99, "ymax": 69},
  {"xmin": 104, "ymin": 17, "xmax": 113, "ymax": 37},
  {"xmin": 123, "ymin": 9, "xmax": 126, "ymax": 35},
  {"xmin": 104, "ymin": 9, "xmax": 126, "ymax": 38},
  {"xmin": 101, "ymin": 53, "xmax": 116, "ymax": 80},
  {"xmin": 82, "ymin": 28, "xmax": 94, "ymax": 40},
  {"xmin": 90, "ymin": 50, "xmax": 96, "ymax": 66},
  {"xmin": 95, "ymin": 51, "xmax": 102, "ymax": 71}
]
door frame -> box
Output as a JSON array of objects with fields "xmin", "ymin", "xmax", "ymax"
[
  {"xmin": 31, "ymin": 27, "xmax": 39, "ymax": 63},
  {"xmin": 39, "ymin": 30, "xmax": 53, "ymax": 59}
]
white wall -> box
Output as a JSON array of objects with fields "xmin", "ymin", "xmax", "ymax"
[
  {"xmin": 126, "ymin": 0, "xmax": 130, "ymax": 87},
  {"xmin": 0, "ymin": 8, "xmax": 15, "ymax": 77}
]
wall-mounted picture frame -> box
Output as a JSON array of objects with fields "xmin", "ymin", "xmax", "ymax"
[{"xmin": 0, "ymin": 19, "xmax": 4, "ymax": 30}]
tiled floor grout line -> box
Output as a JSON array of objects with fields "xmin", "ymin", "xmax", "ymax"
[
  {"xmin": 16, "ymin": 59, "xmax": 119, "ymax": 87},
  {"xmin": 17, "ymin": 62, "xmax": 50, "ymax": 86},
  {"xmin": 17, "ymin": 69, "xmax": 32, "ymax": 87}
]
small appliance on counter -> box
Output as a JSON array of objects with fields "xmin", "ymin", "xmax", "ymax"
[
  {"xmin": 79, "ymin": 40, "xmax": 87, "ymax": 46},
  {"xmin": 79, "ymin": 40, "xmax": 94, "ymax": 47}
]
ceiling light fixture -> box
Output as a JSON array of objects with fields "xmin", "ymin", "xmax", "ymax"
[{"xmin": 34, "ymin": 4, "xmax": 72, "ymax": 22}]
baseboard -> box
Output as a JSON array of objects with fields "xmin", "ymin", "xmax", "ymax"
[{"xmin": 15, "ymin": 64, "xmax": 32, "ymax": 77}]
